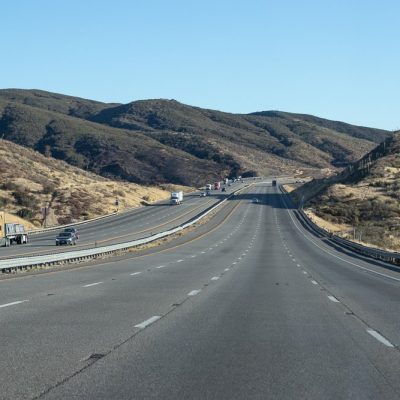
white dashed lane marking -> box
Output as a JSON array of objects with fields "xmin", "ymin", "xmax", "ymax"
[
  {"xmin": 188, "ymin": 290, "xmax": 201, "ymax": 296},
  {"xmin": 328, "ymin": 295, "xmax": 340, "ymax": 303},
  {"xmin": 0, "ymin": 300, "xmax": 29, "ymax": 309},
  {"xmin": 135, "ymin": 316, "xmax": 161, "ymax": 329},
  {"xmin": 83, "ymin": 282, "xmax": 103, "ymax": 288},
  {"xmin": 367, "ymin": 329, "xmax": 394, "ymax": 348},
  {"xmin": 211, "ymin": 276, "xmax": 220, "ymax": 281}
]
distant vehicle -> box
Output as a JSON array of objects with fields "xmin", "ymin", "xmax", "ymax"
[
  {"xmin": 1, "ymin": 223, "xmax": 28, "ymax": 247},
  {"xmin": 205, "ymin": 184, "xmax": 212, "ymax": 191},
  {"xmin": 199, "ymin": 192, "xmax": 207, "ymax": 197},
  {"xmin": 170, "ymin": 191, "xmax": 183, "ymax": 205},
  {"xmin": 56, "ymin": 231, "xmax": 77, "ymax": 246},
  {"xmin": 221, "ymin": 187, "xmax": 226, "ymax": 192},
  {"xmin": 272, "ymin": 179, "xmax": 277, "ymax": 186},
  {"xmin": 214, "ymin": 182, "xmax": 221, "ymax": 190},
  {"xmin": 63, "ymin": 227, "xmax": 80, "ymax": 239},
  {"xmin": 252, "ymin": 198, "xmax": 259, "ymax": 203},
  {"xmin": 224, "ymin": 178, "xmax": 229, "ymax": 185}
]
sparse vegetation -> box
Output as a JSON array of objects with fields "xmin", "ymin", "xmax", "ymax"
[
  {"xmin": 0, "ymin": 89, "xmax": 391, "ymax": 185},
  {"xmin": 295, "ymin": 133, "xmax": 400, "ymax": 251},
  {"xmin": 0, "ymin": 139, "xmax": 184, "ymax": 228}
]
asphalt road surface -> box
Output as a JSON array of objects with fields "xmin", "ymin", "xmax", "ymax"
[
  {"xmin": 0, "ymin": 180, "xmax": 250, "ymax": 259},
  {"xmin": 1, "ymin": 183, "xmax": 400, "ymax": 399}
]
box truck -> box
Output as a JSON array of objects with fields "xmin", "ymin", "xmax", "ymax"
[{"xmin": 170, "ymin": 191, "xmax": 183, "ymax": 205}]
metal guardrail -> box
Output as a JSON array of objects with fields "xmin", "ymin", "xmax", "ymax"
[
  {"xmin": 27, "ymin": 183, "xmax": 247, "ymax": 235},
  {"xmin": 0, "ymin": 185, "xmax": 249, "ymax": 273},
  {"xmin": 279, "ymin": 185, "xmax": 400, "ymax": 267}
]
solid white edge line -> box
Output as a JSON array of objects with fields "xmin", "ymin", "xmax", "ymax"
[
  {"xmin": 188, "ymin": 289, "xmax": 201, "ymax": 296},
  {"xmin": 135, "ymin": 316, "xmax": 161, "ymax": 329},
  {"xmin": 328, "ymin": 295, "xmax": 340, "ymax": 303},
  {"xmin": 367, "ymin": 329, "xmax": 394, "ymax": 348},
  {"xmin": 83, "ymin": 282, "xmax": 103, "ymax": 288},
  {"xmin": 0, "ymin": 300, "xmax": 29, "ymax": 308},
  {"xmin": 280, "ymin": 191, "xmax": 400, "ymax": 283}
]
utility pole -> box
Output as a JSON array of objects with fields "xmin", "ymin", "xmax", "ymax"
[
  {"xmin": 0, "ymin": 211, "xmax": 5, "ymax": 243},
  {"xmin": 42, "ymin": 204, "xmax": 50, "ymax": 227}
]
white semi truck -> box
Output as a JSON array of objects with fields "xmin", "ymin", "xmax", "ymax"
[
  {"xmin": 0, "ymin": 223, "xmax": 29, "ymax": 247},
  {"xmin": 170, "ymin": 191, "xmax": 183, "ymax": 205}
]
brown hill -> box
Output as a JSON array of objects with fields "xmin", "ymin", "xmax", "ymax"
[
  {"xmin": 0, "ymin": 89, "xmax": 391, "ymax": 186},
  {"xmin": 292, "ymin": 132, "xmax": 400, "ymax": 251},
  {"xmin": 0, "ymin": 98, "xmax": 224, "ymax": 186},
  {"xmin": 0, "ymin": 139, "xmax": 175, "ymax": 227}
]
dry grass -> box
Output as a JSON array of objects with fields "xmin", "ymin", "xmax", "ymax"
[
  {"xmin": 0, "ymin": 140, "xmax": 192, "ymax": 228},
  {"xmin": 282, "ymin": 184, "xmax": 296, "ymax": 193},
  {"xmin": 305, "ymin": 138, "xmax": 400, "ymax": 251},
  {"xmin": 304, "ymin": 209, "xmax": 351, "ymax": 233}
]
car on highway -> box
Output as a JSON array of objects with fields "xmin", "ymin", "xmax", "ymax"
[
  {"xmin": 221, "ymin": 187, "xmax": 226, "ymax": 192},
  {"xmin": 199, "ymin": 192, "xmax": 207, "ymax": 197},
  {"xmin": 63, "ymin": 227, "xmax": 80, "ymax": 239},
  {"xmin": 56, "ymin": 231, "xmax": 78, "ymax": 246},
  {"xmin": 252, "ymin": 198, "xmax": 259, "ymax": 203}
]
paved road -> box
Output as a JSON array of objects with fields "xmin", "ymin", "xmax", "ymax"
[
  {"xmin": 0, "ymin": 180, "xmax": 251, "ymax": 259},
  {"xmin": 1, "ymin": 183, "xmax": 400, "ymax": 399}
]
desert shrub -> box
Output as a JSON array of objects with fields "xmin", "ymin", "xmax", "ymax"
[
  {"xmin": 58, "ymin": 216, "xmax": 72, "ymax": 225},
  {"xmin": 12, "ymin": 190, "xmax": 39, "ymax": 209},
  {"xmin": 0, "ymin": 182, "xmax": 20, "ymax": 191},
  {"xmin": 113, "ymin": 189, "xmax": 125, "ymax": 197},
  {"xmin": 0, "ymin": 197, "xmax": 9, "ymax": 208},
  {"xmin": 17, "ymin": 208, "xmax": 34, "ymax": 219},
  {"xmin": 42, "ymin": 183, "xmax": 56, "ymax": 195}
]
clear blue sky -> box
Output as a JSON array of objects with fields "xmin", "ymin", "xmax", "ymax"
[{"xmin": 1, "ymin": 0, "xmax": 399, "ymax": 130}]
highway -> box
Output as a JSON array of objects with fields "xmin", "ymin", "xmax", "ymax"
[
  {"xmin": 1, "ymin": 183, "xmax": 400, "ymax": 399},
  {"xmin": 0, "ymin": 180, "xmax": 248, "ymax": 259}
]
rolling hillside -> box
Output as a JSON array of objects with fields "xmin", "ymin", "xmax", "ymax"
[
  {"xmin": 292, "ymin": 132, "xmax": 400, "ymax": 251},
  {"xmin": 0, "ymin": 140, "xmax": 175, "ymax": 227},
  {"xmin": 0, "ymin": 89, "xmax": 391, "ymax": 186}
]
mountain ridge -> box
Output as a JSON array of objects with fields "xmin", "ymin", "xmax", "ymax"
[{"xmin": 0, "ymin": 89, "xmax": 392, "ymax": 186}]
